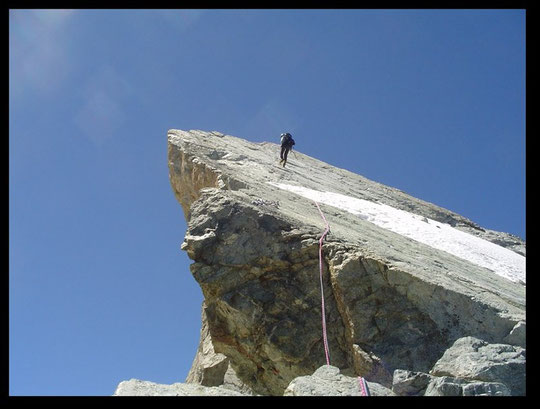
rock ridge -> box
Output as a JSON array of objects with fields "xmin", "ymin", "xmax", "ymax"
[{"xmin": 114, "ymin": 129, "xmax": 526, "ymax": 396}]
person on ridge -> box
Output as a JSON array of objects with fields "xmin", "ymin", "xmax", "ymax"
[{"xmin": 279, "ymin": 132, "xmax": 295, "ymax": 167}]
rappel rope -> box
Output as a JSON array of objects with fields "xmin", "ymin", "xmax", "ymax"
[
  {"xmin": 358, "ymin": 375, "xmax": 370, "ymax": 397},
  {"xmin": 314, "ymin": 200, "xmax": 331, "ymax": 366},
  {"xmin": 314, "ymin": 200, "xmax": 370, "ymax": 396}
]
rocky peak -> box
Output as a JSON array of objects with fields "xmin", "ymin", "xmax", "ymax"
[{"xmin": 160, "ymin": 129, "xmax": 525, "ymax": 396}]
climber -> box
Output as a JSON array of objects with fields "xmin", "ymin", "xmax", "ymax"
[{"xmin": 279, "ymin": 132, "xmax": 295, "ymax": 167}]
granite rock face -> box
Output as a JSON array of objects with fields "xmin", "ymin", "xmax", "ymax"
[
  {"xmin": 391, "ymin": 335, "xmax": 523, "ymax": 397},
  {"xmin": 284, "ymin": 365, "xmax": 395, "ymax": 396},
  {"xmin": 117, "ymin": 129, "xmax": 526, "ymax": 396},
  {"xmin": 429, "ymin": 336, "xmax": 526, "ymax": 395},
  {"xmin": 113, "ymin": 379, "xmax": 246, "ymax": 396}
]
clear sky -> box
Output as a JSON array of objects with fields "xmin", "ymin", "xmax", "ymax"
[{"xmin": 9, "ymin": 9, "xmax": 526, "ymax": 396}]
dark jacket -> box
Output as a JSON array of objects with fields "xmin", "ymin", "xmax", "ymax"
[{"xmin": 280, "ymin": 133, "xmax": 295, "ymax": 149}]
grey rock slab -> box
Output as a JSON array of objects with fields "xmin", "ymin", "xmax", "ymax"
[
  {"xmin": 430, "ymin": 336, "xmax": 525, "ymax": 395},
  {"xmin": 283, "ymin": 365, "xmax": 395, "ymax": 396},
  {"xmin": 392, "ymin": 369, "xmax": 434, "ymax": 396},
  {"xmin": 113, "ymin": 379, "xmax": 246, "ymax": 396},
  {"xmin": 393, "ymin": 368, "xmax": 511, "ymax": 396},
  {"xmin": 167, "ymin": 129, "xmax": 526, "ymax": 396}
]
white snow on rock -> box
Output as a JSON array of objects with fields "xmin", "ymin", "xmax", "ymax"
[{"xmin": 269, "ymin": 182, "xmax": 525, "ymax": 285}]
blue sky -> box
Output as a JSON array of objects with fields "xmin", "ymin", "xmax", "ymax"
[{"xmin": 9, "ymin": 9, "xmax": 525, "ymax": 396}]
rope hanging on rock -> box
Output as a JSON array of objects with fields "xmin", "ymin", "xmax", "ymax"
[
  {"xmin": 314, "ymin": 200, "xmax": 331, "ymax": 366},
  {"xmin": 358, "ymin": 375, "xmax": 370, "ymax": 396},
  {"xmin": 314, "ymin": 200, "xmax": 370, "ymax": 396}
]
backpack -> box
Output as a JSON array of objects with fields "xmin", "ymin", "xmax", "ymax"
[{"xmin": 281, "ymin": 133, "xmax": 295, "ymax": 148}]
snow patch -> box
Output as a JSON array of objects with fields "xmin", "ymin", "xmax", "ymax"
[{"xmin": 269, "ymin": 182, "xmax": 525, "ymax": 284}]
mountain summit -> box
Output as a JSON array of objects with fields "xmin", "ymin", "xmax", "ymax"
[{"xmin": 116, "ymin": 129, "xmax": 525, "ymax": 396}]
